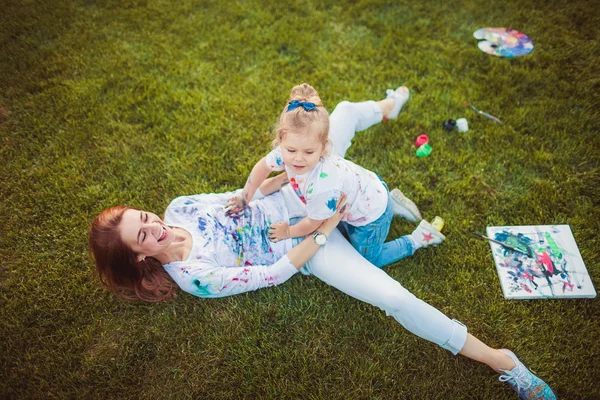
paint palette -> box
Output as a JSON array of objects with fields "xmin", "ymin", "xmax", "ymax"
[
  {"xmin": 473, "ymin": 27, "xmax": 534, "ymax": 58},
  {"xmin": 486, "ymin": 225, "xmax": 596, "ymax": 299}
]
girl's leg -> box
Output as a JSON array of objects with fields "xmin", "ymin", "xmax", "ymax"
[
  {"xmin": 328, "ymin": 100, "xmax": 383, "ymax": 158},
  {"xmin": 328, "ymin": 88, "xmax": 419, "ymax": 221},
  {"xmin": 372, "ymin": 237, "xmax": 415, "ymax": 268},
  {"xmin": 363, "ymin": 223, "xmax": 446, "ymax": 268},
  {"xmin": 328, "ymin": 86, "xmax": 409, "ymax": 158},
  {"xmin": 342, "ymin": 197, "xmax": 415, "ymax": 268},
  {"xmin": 344, "ymin": 197, "xmax": 443, "ymax": 268}
]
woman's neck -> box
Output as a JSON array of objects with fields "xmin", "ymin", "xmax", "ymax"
[{"xmin": 155, "ymin": 227, "xmax": 193, "ymax": 264}]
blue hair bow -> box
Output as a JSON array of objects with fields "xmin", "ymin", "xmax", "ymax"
[{"xmin": 287, "ymin": 100, "xmax": 318, "ymax": 112}]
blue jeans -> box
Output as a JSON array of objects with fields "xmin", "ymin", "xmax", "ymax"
[{"xmin": 338, "ymin": 186, "xmax": 414, "ymax": 268}]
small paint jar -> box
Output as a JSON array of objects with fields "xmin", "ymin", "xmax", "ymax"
[
  {"xmin": 416, "ymin": 143, "xmax": 432, "ymax": 157},
  {"xmin": 431, "ymin": 216, "xmax": 445, "ymax": 232},
  {"xmin": 443, "ymin": 119, "xmax": 456, "ymax": 130},
  {"xmin": 415, "ymin": 134, "xmax": 429, "ymax": 147},
  {"xmin": 456, "ymin": 118, "xmax": 469, "ymax": 132}
]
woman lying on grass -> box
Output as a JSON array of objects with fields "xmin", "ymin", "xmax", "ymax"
[{"xmin": 89, "ymin": 87, "xmax": 555, "ymax": 399}]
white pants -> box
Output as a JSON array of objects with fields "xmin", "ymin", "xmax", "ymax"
[{"xmin": 282, "ymin": 100, "xmax": 468, "ymax": 355}]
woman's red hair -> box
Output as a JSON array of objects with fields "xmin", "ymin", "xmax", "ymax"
[{"xmin": 88, "ymin": 206, "xmax": 177, "ymax": 302}]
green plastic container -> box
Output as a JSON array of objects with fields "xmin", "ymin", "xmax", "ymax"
[{"xmin": 416, "ymin": 143, "xmax": 432, "ymax": 157}]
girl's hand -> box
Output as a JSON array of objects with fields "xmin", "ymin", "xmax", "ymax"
[
  {"xmin": 268, "ymin": 221, "xmax": 290, "ymax": 242},
  {"xmin": 225, "ymin": 193, "xmax": 247, "ymax": 216},
  {"xmin": 319, "ymin": 194, "xmax": 348, "ymax": 235}
]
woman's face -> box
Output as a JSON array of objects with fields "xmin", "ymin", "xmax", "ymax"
[
  {"xmin": 119, "ymin": 209, "xmax": 176, "ymax": 260},
  {"xmin": 280, "ymin": 131, "xmax": 325, "ymax": 175}
]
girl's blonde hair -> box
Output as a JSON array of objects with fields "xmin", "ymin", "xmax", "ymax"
[{"xmin": 272, "ymin": 83, "xmax": 330, "ymax": 151}]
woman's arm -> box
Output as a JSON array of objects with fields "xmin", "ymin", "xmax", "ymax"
[
  {"xmin": 170, "ymin": 256, "xmax": 299, "ymax": 299},
  {"xmin": 225, "ymin": 157, "xmax": 272, "ymax": 215}
]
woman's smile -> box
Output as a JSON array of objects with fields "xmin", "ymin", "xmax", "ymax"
[{"xmin": 158, "ymin": 225, "xmax": 168, "ymax": 242}]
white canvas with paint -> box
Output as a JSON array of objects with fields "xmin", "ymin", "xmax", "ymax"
[{"xmin": 485, "ymin": 225, "xmax": 596, "ymax": 299}]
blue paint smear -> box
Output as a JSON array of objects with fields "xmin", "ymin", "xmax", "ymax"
[{"xmin": 326, "ymin": 197, "xmax": 338, "ymax": 212}]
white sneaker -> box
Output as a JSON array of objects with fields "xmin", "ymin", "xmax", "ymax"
[
  {"xmin": 390, "ymin": 188, "xmax": 422, "ymax": 222},
  {"xmin": 384, "ymin": 86, "xmax": 410, "ymax": 120},
  {"xmin": 411, "ymin": 220, "xmax": 445, "ymax": 248}
]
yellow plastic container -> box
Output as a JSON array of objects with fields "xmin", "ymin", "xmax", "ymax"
[{"xmin": 431, "ymin": 216, "xmax": 445, "ymax": 232}]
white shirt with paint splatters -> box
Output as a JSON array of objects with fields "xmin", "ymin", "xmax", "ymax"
[
  {"xmin": 162, "ymin": 191, "xmax": 297, "ymax": 298},
  {"xmin": 265, "ymin": 146, "xmax": 388, "ymax": 226}
]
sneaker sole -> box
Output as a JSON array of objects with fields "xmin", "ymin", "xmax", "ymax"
[{"xmin": 390, "ymin": 189, "xmax": 422, "ymax": 222}]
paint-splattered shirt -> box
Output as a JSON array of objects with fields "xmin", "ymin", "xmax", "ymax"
[
  {"xmin": 162, "ymin": 191, "xmax": 297, "ymax": 298},
  {"xmin": 265, "ymin": 146, "xmax": 387, "ymax": 226}
]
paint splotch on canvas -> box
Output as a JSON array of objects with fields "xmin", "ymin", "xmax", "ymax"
[{"xmin": 486, "ymin": 225, "xmax": 596, "ymax": 299}]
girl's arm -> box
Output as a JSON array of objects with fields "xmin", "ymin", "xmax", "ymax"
[
  {"xmin": 282, "ymin": 195, "xmax": 346, "ymax": 267},
  {"xmin": 225, "ymin": 157, "xmax": 272, "ymax": 216},
  {"xmin": 172, "ymin": 195, "xmax": 348, "ymax": 298},
  {"xmin": 258, "ymin": 171, "xmax": 289, "ymax": 197},
  {"xmin": 269, "ymin": 216, "xmax": 322, "ymax": 241}
]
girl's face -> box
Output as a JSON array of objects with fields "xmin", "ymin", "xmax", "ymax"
[
  {"xmin": 280, "ymin": 131, "xmax": 325, "ymax": 175},
  {"xmin": 119, "ymin": 209, "xmax": 176, "ymax": 260}
]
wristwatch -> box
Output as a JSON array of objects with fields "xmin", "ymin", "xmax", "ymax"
[{"xmin": 312, "ymin": 231, "xmax": 327, "ymax": 246}]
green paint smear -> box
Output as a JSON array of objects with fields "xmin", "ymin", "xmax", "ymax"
[
  {"xmin": 319, "ymin": 172, "xmax": 328, "ymax": 178},
  {"xmin": 505, "ymin": 237, "xmax": 529, "ymax": 253},
  {"xmin": 545, "ymin": 233, "xmax": 563, "ymax": 259}
]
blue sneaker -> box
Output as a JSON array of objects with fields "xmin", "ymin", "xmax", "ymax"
[{"xmin": 498, "ymin": 349, "xmax": 556, "ymax": 399}]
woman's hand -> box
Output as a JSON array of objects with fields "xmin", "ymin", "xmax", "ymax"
[
  {"xmin": 225, "ymin": 193, "xmax": 247, "ymax": 216},
  {"xmin": 318, "ymin": 194, "xmax": 348, "ymax": 236},
  {"xmin": 268, "ymin": 221, "xmax": 290, "ymax": 242}
]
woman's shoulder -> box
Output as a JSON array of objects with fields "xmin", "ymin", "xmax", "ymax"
[
  {"xmin": 163, "ymin": 194, "xmax": 222, "ymax": 226},
  {"xmin": 165, "ymin": 195, "xmax": 192, "ymax": 211},
  {"xmin": 164, "ymin": 196, "xmax": 195, "ymax": 224}
]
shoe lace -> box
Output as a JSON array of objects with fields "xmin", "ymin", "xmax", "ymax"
[{"xmin": 499, "ymin": 367, "xmax": 532, "ymax": 393}]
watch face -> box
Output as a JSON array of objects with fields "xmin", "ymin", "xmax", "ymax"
[{"xmin": 315, "ymin": 233, "xmax": 327, "ymax": 245}]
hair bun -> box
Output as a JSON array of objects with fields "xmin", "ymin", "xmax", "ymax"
[
  {"xmin": 289, "ymin": 83, "xmax": 323, "ymax": 106},
  {"xmin": 273, "ymin": 83, "xmax": 330, "ymax": 150}
]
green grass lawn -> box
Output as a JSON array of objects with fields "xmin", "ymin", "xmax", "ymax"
[{"xmin": 1, "ymin": 0, "xmax": 599, "ymax": 398}]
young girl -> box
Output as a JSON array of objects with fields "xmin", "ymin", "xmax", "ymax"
[{"xmin": 226, "ymin": 83, "xmax": 445, "ymax": 267}]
